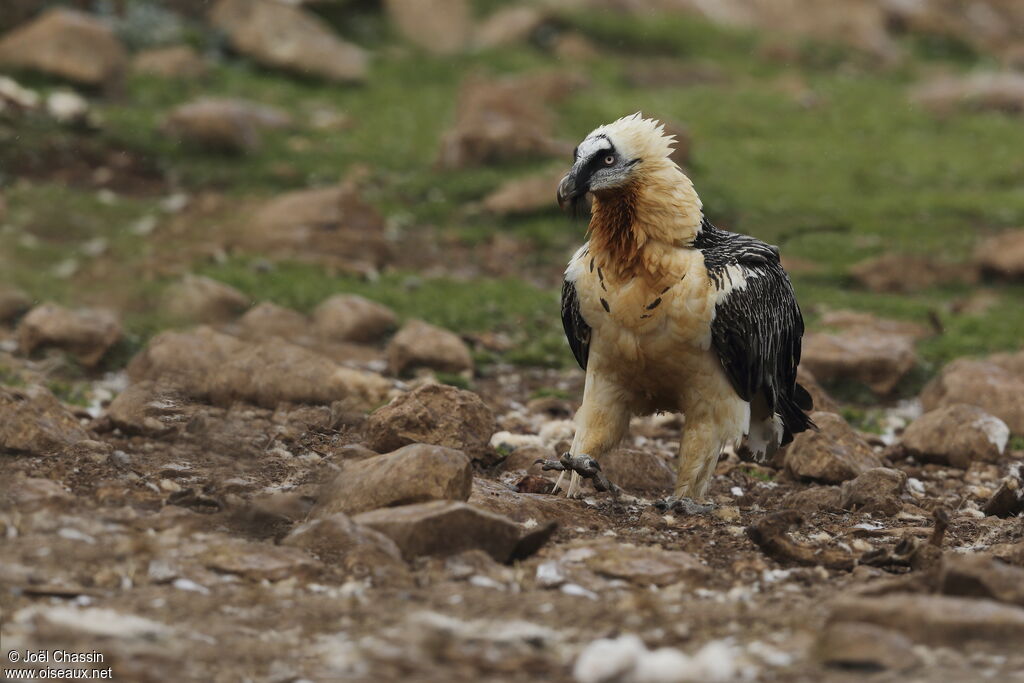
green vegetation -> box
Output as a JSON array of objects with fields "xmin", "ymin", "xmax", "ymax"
[{"xmin": 2, "ymin": 8, "xmax": 1023, "ymax": 383}]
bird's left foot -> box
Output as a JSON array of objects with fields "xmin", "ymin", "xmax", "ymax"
[
  {"xmin": 535, "ymin": 453, "xmax": 618, "ymax": 496},
  {"xmin": 654, "ymin": 496, "xmax": 714, "ymax": 515}
]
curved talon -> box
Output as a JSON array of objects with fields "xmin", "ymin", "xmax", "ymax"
[
  {"xmin": 654, "ymin": 496, "xmax": 714, "ymax": 515},
  {"xmin": 534, "ymin": 453, "xmax": 619, "ymax": 496}
]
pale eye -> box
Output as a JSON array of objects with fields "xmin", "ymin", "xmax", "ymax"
[{"xmin": 604, "ymin": 155, "xmax": 616, "ymax": 165}]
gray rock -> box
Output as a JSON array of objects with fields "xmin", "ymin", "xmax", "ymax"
[
  {"xmin": 313, "ymin": 443, "xmax": 472, "ymax": 516},
  {"xmin": 785, "ymin": 412, "xmax": 882, "ymax": 483},
  {"xmin": 901, "ymin": 404, "xmax": 1009, "ymax": 468},
  {"xmin": 363, "ymin": 383, "xmax": 494, "ymax": 458}
]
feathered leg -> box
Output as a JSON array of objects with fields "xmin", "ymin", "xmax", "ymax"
[
  {"xmin": 554, "ymin": 370, "xmax": 630, "ymax": 499},
  {"xmin": 673, "ymin": 391, "xmax": 748, "ymax": 501}
]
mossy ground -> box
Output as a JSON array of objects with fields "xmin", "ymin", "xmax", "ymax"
[{"xmin": 2, "ymin": 7, "xmax": 1023, "ymax": 391}]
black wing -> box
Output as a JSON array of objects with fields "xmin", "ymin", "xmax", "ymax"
[
  {"xmin": 695, "ymin": 219, "xmax": 814, "ymax": 443},
  {"xmin": 561, "ymin": 278, "xmax": 591, "ymax": 370}
]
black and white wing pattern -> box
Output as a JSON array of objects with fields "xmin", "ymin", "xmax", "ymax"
[
  {"xmin": 561, "ymin": 278, "xmax": 591, "ymax": 371},
  {"xmin": 694, "ymin": 218, "xmax": 814, "ymax": 444}
]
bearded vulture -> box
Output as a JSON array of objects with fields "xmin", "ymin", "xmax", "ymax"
[{"xmin": 548, "ymin": 113, "xmax": 814, "ymax": 502}]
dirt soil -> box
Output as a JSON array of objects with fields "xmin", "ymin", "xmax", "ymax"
[{"xmin": 2, "ymin": 356, "xmax": 1023, "ymax": 682}]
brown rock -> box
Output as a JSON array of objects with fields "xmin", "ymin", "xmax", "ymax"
[
  {"xmin": 939, "ymin": 554, "xmax": 1024, "ymax": 608},
  {"xmin": 497, "ymin": 445, "xmax": 552, "ymax": 476},
  {"xmin": 313, "ymin": 444, "xmax": 472, "ymax": 517},
  {"xmin": 164, "ymin": 97, "xmax": 292, "ymax": 153},
  {"xmin": 582, "ymin": 540, "xmax": 708, "ymax": 586},
  {"xmin": 0, "ymin": 385, "xmax": 88, "ymax": 456},
  {"xmin": 237, "ymin": 302, "xmax": 307, "ymax": 341},
  {"xmin": 912, "ymin": 72, "xmax": 1024, "ymax": 114},
  {"xmin": 817, "ymin": 311, "xmax": 931, "ymax": 340},
  {"xmin": 209, "ymin": 0, "xmax": 367, "ymax": 83},
  {"xmin": 599, "ymin": 448, "xmax": 674, "ymax": 492},
  {"xmin": 106, "ymin": 381, "xmax": 188, "ymax": 436},
  {"xmin": 0, "ymin": 9, "xmax": 127, "ymax": 86},
  {"xmin": 201, "ymin": 538, "xmax": 319, "ymax": 582},
  {"xmin": 469, "ymin": 478, "xmax": 609, "ymax": 530},
  {"xmin": 238, "ymin": 180, "xmax": 392, "ymax": 273},
  {"xmin": 828, "ymin": 594, "xmax": 1024, "ymax": 647},
  {"xmin": 385, "ymin": 0, "xmax": 470, "ymax": 55},
  {"xmin": 313, "ymin": 294, "xmax": 396, "ymax": 344},
  {"xmin": 901, "ymin": 404, "xmax": 1009, "ymax": 468},
  {"xmin": 783, "ymin": 485, "xmax": 842, "ymax": 512},
  {"xmin": 1, "ymin": 474, "xmax": 73, "ymax": 510},
  {"xmin": 624, "ymin": 59, "xmax": 729, "ymax": 88},
  {"xmin": 839, "ymin": 467, "xmax": 907, "ymax": 516},
  {"xmin": 0, "ymin": 286, "xmax": 31, "ymax": 324},
  {"xmin": 479, "ymin": 167, "xmax": 563, "ymax": 216},
  {"xmin": 983, "ymin": 472, "xmax": 1024, "ymax": 518},
  {"xmin": 988, "ymin": 348, "xmax": 1024, "ymax": 378},
  {"xmin": 850, "ymin": 253, "xmax": 975, "ymax": 293},
  {"xmin": 164, "ymin": 274, "xmax": 250, "ymax": 324},
  {"xmin": 796, "ymin": 366, "xmax": 838, "ymax": 413},
  {"xmin": 801, "ymin": 328, "xmax": 917, "ymax": 395},
  {"xmin": 816, "ymin": 622, "xmax": 919, "ymax": 671},
  {"xmin": 17, "ymin": 303, "xmax": 121, "ymax": 367},
  {"xmin": 473, "ymin": 6, "xmax": 549, "ymax": 49},
  {"xmin": 920, "ymin": 358, "xmax": 1024, "ymax": 433},
  {"xmin": 132, "ymin": 45, "xmax": 208, "ymax": 79},
  {"xmin": 127, "ymin": 327, "xmax": 391, "ymax": 409},
  {"xmin": 786, "ymin": 412, "xmax": 882, "ymax": 483},
  {"xmin": 282, "ymin": 513, "xmax": 410, "ymax": 585},
  {"xmin": 437, "ymin": 72, "xmax": 581, "ymax": 169},
  {"xmin": 353, "ymin": 501, "xmax": 525, "ymax": 562},
  {"xmin": 363, "ymin": 383, "xmax": 494, "ymax": 457},
  {"xmin": 387, "ymin": 320, "xmax": 473, "ymax": 376},
  {"xmin": 974, "ymin": 228, "xmax": 1024, "ymax": 279}
]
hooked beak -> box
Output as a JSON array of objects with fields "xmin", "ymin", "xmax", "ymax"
[{"xmin": 557, "ymin": 169, "xmax": 587, "ymax": 213}]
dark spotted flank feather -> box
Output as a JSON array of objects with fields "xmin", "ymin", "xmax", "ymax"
[
  {"xmin": 561, "ymin": 278, "xmax": 591, "ymax": 370},
  {"xmin": 693, "ymin": 217, "xmax": 814, "ymax": 444}
]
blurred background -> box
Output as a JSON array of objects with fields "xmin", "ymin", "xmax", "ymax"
[
  {"xmin": 1, "ymin": 0, "xmax": 1024, "ymax": 419},
  {"xmin": 3, "ymin": 2, "xmax": 1024, "ymax": 680}
]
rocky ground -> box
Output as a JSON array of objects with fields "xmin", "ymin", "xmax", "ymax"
[{"xmin": 3, "ymin": 1, "xmax": 1024, "ymax": 682}]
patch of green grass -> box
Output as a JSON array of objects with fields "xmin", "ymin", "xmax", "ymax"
[
  {"xmin": 435, "ymin": 372, "xmax": 472, "ymax": 390},
  {"xmin": 46, "ymin": 379, "xmax": 89, "ymax": 407},
  {"xmin": 741, "ymin": 467, "xmax": 775, "ymax": 482},
  {"xmin": 530, "ymin": 387, "xmax": 571, "ymax": 400},
  {"xmin": 0, "ymin": 365, "xmax": 26, "ymax": 388},
  {"xmin": 1010, "ymin": 436, "xmax": 1024, "ymax": 452}
]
